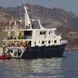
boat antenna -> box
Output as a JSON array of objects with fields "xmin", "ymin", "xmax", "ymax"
[
  {"xmin": 31, "ymin": 0, "xmax": 33, "ymax": 19},
  {"xmin": 19, "ymin": 4, "xmax": 22, "ymax": 19}
]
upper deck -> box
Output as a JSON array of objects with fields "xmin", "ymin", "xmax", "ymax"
[{"xmin": 3, "ymin": 3, "xmax": 63, "ymax": 47}]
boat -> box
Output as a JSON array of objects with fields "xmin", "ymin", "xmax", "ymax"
[
  {"xmin": 0, "ymin": 55, "xmax": 11, "ymax": 60},
  {"xmin": 0, "ymin": 48, "xmax": 11, "ymax": 60},
  {"xmin": 2, "ymin": 3, "xmax": 68, "ymax": 59},
  {"xmin": 0, "ymin": 54, "xmax": 11, "ymax": 60},
  {"xmin": 0, "ymin": 50, "xmax": 11, "ymax": 60}
]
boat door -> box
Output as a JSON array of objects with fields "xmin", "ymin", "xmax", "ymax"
[{"xmin": 12, "ymin": 48, "xmax": 22, "ymax": 58}]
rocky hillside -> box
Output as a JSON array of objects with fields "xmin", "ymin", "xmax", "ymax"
[
  {"xmin": 1, "ymin": 4, "xmax": 78, "ymax": 30},
  {"xmin": 0, "ymin": 4, "xmax": 78, "ymax": 50},
  {"xmin": 0, "ymin": 11, "xmax": 15, "ymax": 27},
  {"xmin": 0, "ymin": 12, "xmax": 15, "ymax": 46}
]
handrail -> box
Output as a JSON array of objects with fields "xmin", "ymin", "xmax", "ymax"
[{"xmin": 20, "ymin": 47, "xmax": 27, "ymax": 58}]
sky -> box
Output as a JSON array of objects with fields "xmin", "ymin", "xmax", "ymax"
[{"xmin": 0, "ymin": 0, "xmax": 78, "ymax": 15}]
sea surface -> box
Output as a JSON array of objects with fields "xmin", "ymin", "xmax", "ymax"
[{"xmin": 0, "ymin": 50, "xmax": 78, "ymax": 78}]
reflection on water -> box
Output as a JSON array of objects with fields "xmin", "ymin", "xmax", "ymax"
[
  {"xmin": 0, "ymin": 50, "xmax": 78, "ymax": 78},
  {"xmin": 0, "ymin": 58, "xmax": 63, "ymax": 78}
]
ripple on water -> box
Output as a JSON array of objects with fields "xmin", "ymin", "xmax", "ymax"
[{"xmin": 0, "ymin": 50, "xmax": 78, "ymax": 78}]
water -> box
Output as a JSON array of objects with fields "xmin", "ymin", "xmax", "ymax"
[{"xmin": 0, "ymin": 50, "xmax": 78, "ymax": 78}]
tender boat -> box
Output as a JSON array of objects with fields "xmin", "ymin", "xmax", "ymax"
[{"xmin": 0, "ymin": 55, "xmax": 11, "ymax": 60}]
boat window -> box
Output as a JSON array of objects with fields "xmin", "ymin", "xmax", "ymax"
[
  {"xmin": 49, "ymin": 31, "xmax": 50, "ymax": 34},
  {"xmin": 40, "ymin": 31, "xmax": 46, "ymax": 35},
  {"xmin": 11, "ymin": 50, "xmax": 13, "ymax": 53},
  {"xmin": 48, "ymin": 41, "xmax": 51, "ymax": 44},
  {"xmin": 42, "ymin": 41, "xmax": 44, "ymax": 44},
  {"xmin": 43, "ymin": 31, "xmax": 46, "ymax": 35},
  {"xmin": 54, "ymin": 40, "xmax": 57, "ymax": 43},
  {"xmin": 40, "ymin": 32, "xmax": 42, "ymax": 35}
]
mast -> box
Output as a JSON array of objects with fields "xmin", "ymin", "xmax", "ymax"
[{"xmin": 24, "ymin": 3, "xmax": 32, "ymax": 29}]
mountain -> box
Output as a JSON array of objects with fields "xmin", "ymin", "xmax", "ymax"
[
  {"xmin": 0, "ymin": 4, "xmax": 78, "ymax": 50},
  {"xmin": 1, "ymin": 4, "xmax": 78, "ymax": 30}
]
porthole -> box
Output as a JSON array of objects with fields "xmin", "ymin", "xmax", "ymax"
[
  {"xmin": 42, "ymin": 41, "xmax": 44, "ymax": 44},
  {"xmin": 40, "ymin": 32, "xmax": 42, "ymax": 35},
  {"xmin": 49, "ymin": 31, "xmax": 50, "ymax": 34},
  {"xmin": 54, "ymin": 40, "xmax": 57, "ymax": 43},
  {"xmin": 11, "ymin": 50, "xmax": 13, "ymax": 53},
  {"xmin": 48, "ymin": 41, "xmax": 51, "ymax": 44}
]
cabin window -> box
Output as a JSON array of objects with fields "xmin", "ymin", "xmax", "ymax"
[
  {"xmin": 11, "ymin": 50, "xmax": 13, "ymax": 53},
  {"xmin": 42, "ymin": 41, "xmax": 44, "ymax": 44},
  {"xmin": 14, "ymin": 52, "xmax": 17, "ymax": 56},
  {"xmin": 49, "ymin": 31, "xmax": 50, "ymax": 34},
  {"xmin": 40, "ymin": 31, "xmax": 46, "ymax": 35},
  {"xmin": 43, "ymin": 31, "xmax": 46, "ymax": 35},
  {"xmin": 40, "ymin": 32, "xmax": 42, "ymax": 35},
  {"xmin": 54, "ymin": 40, "xmax": 57, "ymax": 43},
  {"xmin": 48, "ymin": 41, "xmax": 51, "ymax": 44}
]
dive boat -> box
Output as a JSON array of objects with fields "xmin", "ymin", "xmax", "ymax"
[{"xmin": 3, "ymin": 3, "xmax": 68, "ymax": 59}]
